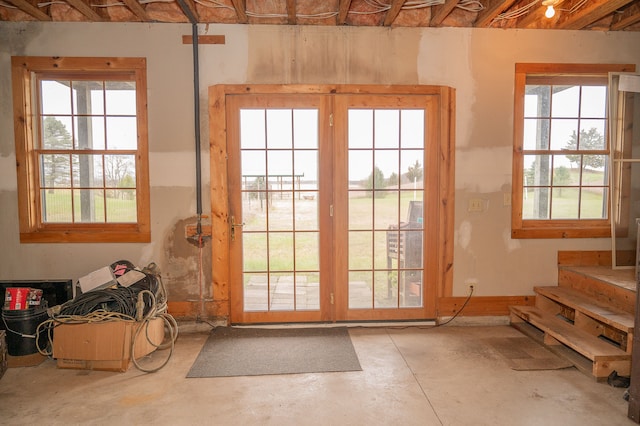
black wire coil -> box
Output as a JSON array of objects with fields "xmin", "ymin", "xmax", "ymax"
[{"xmin": 58, "ymin": 260, "xmax": 161, "ymax": 318}]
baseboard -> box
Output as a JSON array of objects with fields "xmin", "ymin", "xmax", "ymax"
[
  {"xmin": 437, "ymin": 315, "xmax": 510, "ymax": 326},
  {"xmin": 437, "ymin": 295, "xmax": 535, "ymax": 317}
]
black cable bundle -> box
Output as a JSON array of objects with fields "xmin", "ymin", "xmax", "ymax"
[
  {"xmin": 58, "ymin": 287, "xmax": 139, "ymax": 317},
  {"xmin": 57, "ymin": 260, "xmax": 161, "ymax": 318}
]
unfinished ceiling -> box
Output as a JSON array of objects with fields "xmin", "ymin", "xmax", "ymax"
[{"xmin": 1, "ymin": 0, "xmax": 639, "ymax": 31}]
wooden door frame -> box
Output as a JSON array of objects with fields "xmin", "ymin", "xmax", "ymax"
[{"xmin": 209, "ymin": 84, "xmax": 455, "ymax": 324}]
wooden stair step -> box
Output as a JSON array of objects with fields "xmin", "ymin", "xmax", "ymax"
[
  {"xmin": 510, "ymin": 305, "xmax": 630, "ymax": 378},
  {"xmin": 534, "ymin": 286, "xmax": 634, "ymax": 333},
  {"xmin": 557, "ymin": 266, "xmax": 636, "ymax": 314}
]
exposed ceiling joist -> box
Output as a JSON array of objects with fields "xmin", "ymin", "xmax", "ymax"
[
  {"xmin": 611, "ymin": 2, "xmax": 640, "ymax": 30},
  {"xmin": 474, "ymin": 0, "xmax": 517, "ymax": 28},
  {"xmin": 383, "ymin": 0, "xmax": 406, "ymax": 26},
  {"xmin": 231, "ymin": 0, "xmax": 247, "ymax": 23},
  {"xmin": 286, "ymin": 0, "xmax": 296, "ymax": 24},
  {"xmin": 430, "ymin": 0, "xmax": 460, "ymax": 26},
  {"xmin": 5, "ymin": 0, "xmax": 52, "ymax": 20},
  {"xmin": 555, "ymin": 0, "xmax": 636, "ymax": 30},
  {"xmin": 338, "ymin": 0, "xmax": 352, "ymax": 25},
  {"xmin": 66, "ymin": 0, "xmax": 103, "ymax": 21},
  {"xmin": 121, "ymin": 0, "xmax": 151, "ymax": 22}
]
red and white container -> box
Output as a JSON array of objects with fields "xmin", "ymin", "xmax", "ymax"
[{"xmin": 3, "ymin": 288, "xmax": 31, "ymax": 310}]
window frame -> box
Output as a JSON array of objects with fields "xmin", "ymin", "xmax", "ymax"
[
  {"xmin": 511, "ymin": 63, "xmax": 635, "ymax": 239},
  {"xmin": 11, "ymin": 56, "xmax": 150, "ymax": 243}
]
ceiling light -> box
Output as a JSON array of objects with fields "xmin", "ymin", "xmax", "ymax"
[
  {"xmin": 542, "ymin": 0, "xmax": 558, "ymax": 19},
  {"xmin": 545, "ymin": 4, "xmax": 555, "ymax": 18}
]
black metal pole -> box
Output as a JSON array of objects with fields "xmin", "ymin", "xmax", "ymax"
[
  {"xmin": 191, "ymin": 22, "xmax": 203, "ymax": 237},
  {"xmin": 175, "ymin": 0, "xmax": 203, "ymax": 238}
]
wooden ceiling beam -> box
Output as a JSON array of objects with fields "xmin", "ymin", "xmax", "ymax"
[
  {"xmin": 121, "ymin": 0, "xmax": 151, "ymax": 21},
  {"xmin": 474, "ymin": 0, "xmax": 517, "ymax": 27},
  {"xmin": 65, "ymin": 0, "xmax": 103, "ymax": 21},
  {"xmin": 556, "ymin": 0, "xmax": 635, "ymax": 30},
  {"xmin": 4, "ymin": 0, "xmax": 51, "ymax": 20},
  {"xmin": 286, "ymin": 0, "xmax": 296, "ymax": 24},
  {"xmin": 383, "ymin": 0, "xmax": 406, "ymax": 26},
  {"xmin": 430, "ymin": 0, "xmax": 460, "ymax": 27},
  {"xmin": 611, "ymin": 2, "xmax": 640, "ymax": 30},
  {"xmin": 231, "ymin": 0, "xmax": 247, "ymax": 23},
  {"xmin": 338, "ymin": 0, "xmax": 352, "ymax": 24}
]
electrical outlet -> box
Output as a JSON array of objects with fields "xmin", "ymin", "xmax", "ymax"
[
  {"xmin": 465, "ymin": 279, "xmax": 478, "ymax": 295},
  {"xmin": 468, "ymin": 198, "xmax": 484, "ymax": 212}
]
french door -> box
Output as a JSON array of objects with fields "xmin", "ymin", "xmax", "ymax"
[{"xmin": 221, "ymin": 86, "xmax": 453, "ymax": 324}]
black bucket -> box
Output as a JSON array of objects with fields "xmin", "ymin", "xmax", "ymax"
[{"xmin": 1, "ymin": 305, "xmax": 49, "ymax": 356}]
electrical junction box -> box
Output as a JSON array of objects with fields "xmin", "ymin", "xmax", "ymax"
[{"xmin": 53, "ymin": 318, "xmax": 164, "ymax": 372}]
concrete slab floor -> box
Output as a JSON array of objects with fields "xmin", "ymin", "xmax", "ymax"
[{"xmin": 0, "ymin": 325, "xmax": 634, "ymax": 425}]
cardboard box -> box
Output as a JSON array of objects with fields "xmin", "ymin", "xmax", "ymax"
[
  {"xmin": 7, "ymin": 353, "xmax": 46, "ymax": 368},
  {"xmin": 53, "ymin": 318, "xmax": 165, "ymax": 372}
]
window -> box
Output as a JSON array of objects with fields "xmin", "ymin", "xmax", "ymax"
[
  {"xmin": 512, "ymin": 63, "xmax": 635, "ymax": 239},
  {"xmin": 12, "ymin": 57, "xmax": 150, "ymax": 243}
]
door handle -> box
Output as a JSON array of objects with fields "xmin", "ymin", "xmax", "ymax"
[{"xmin": 230, "ymin": 216, "xmax": 245, "ymax": 241}]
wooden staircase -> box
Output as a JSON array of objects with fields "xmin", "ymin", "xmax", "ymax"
[{"xmin": 509, "ymin": 251, "xmax": 637, "ymax": 381}]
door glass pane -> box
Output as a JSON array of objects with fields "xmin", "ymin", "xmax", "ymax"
[
  {"xmin": 401, "ymin": 151, "xmax": 424, "ymax": 190},
  {"xmin": 244, "ymin": 273, "xmax": 268, "ymax": 311},
  {"xmin": 294, "ymin": 109, "xmax": 318, "ymax": 148},
  {"xmin": 349, "ymin": 195, "xmax": 373, "ymax": 230},
  {"xmin": 297, "ymin": 273, "xmax": 319, "ymax": 310},
  {"xmin": 401, "ymin": 110, "xmax": 424, "ymax": 149},
  {"xmin": 375, "ymin": 109, "xmax": 399, "ymax": 148},
  {"xmin": 374, "ymin": 192, "xmax": 399, "ymax": 230},
  {"xmin": 348, "ymin": 107, "xmax": 425, "ymax": 310},
  {"xmin": 348, "ymin": 110, "xmax": 373, "ymax": 148},
  {"xmin": 266, "ymin": 110, "xmax": 292, "ymax": 149},
  {"xmin": 349, "ymin": 271, "xmax": 372, "ymax": 309},
  {"xmin": 240, "ymin": 110, "xmax": 266, "ymax": 149},
  {"xmin": 240, "ymin": 108, "xmax": 320, "ymax": 313},
  {"xmin": 295, "ymin": 195, "xmax": 318, "ymax": 230},
  {"xmin": 268, "ymin": 233, "xmax": 294, "ymax": 271},
  {"xmin": 349, "ymin": 231, "xmax": 372, "ymax": 270},
  {"xmin": 268, "ymin": 198, "xmax": 293, "ymax": 231},
  {"xmin": 270, "ymin": 273, "xmax": 295, "ymax": 311}
]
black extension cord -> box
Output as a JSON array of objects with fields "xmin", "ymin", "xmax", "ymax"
[{"xmin": 58, "ymin": 263, "xmax": 161, "ymax": 318}]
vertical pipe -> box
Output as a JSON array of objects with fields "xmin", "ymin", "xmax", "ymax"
[
  {"xmin": 174, "ymin": 1, "xmax": 207, "ymax": 320},
  {"xmin": 191, "ymin": 22, "xmax": 203, "ymax": 237},
  {"xmin": 190, "ymin": 23, "xmax": 205, "ymax": 320}
]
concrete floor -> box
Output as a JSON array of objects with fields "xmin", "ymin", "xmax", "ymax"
[{"xmin": 0, "ymin": 324, "xmax": 634, "ymax": 425}]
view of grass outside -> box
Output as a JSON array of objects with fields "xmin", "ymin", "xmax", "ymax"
[
  {"xmin": 42, "ymin": 190, "xmax": 137, "ymax": 223},
  {"xmin": 523, "ymin": 166, "xmax": 607, "ymax": 219},
  {"xmin": 241, "ymin": 186, "xmax": 424, "ymax": 310},
  {"xmin": 349, "ymin": 191, "xmax": 424, "ymax": 308}
]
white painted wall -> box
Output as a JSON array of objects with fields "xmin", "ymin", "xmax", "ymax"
[{"xmin": 0, "ymin": 22, "xmax": 639, "ymax": 305}]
